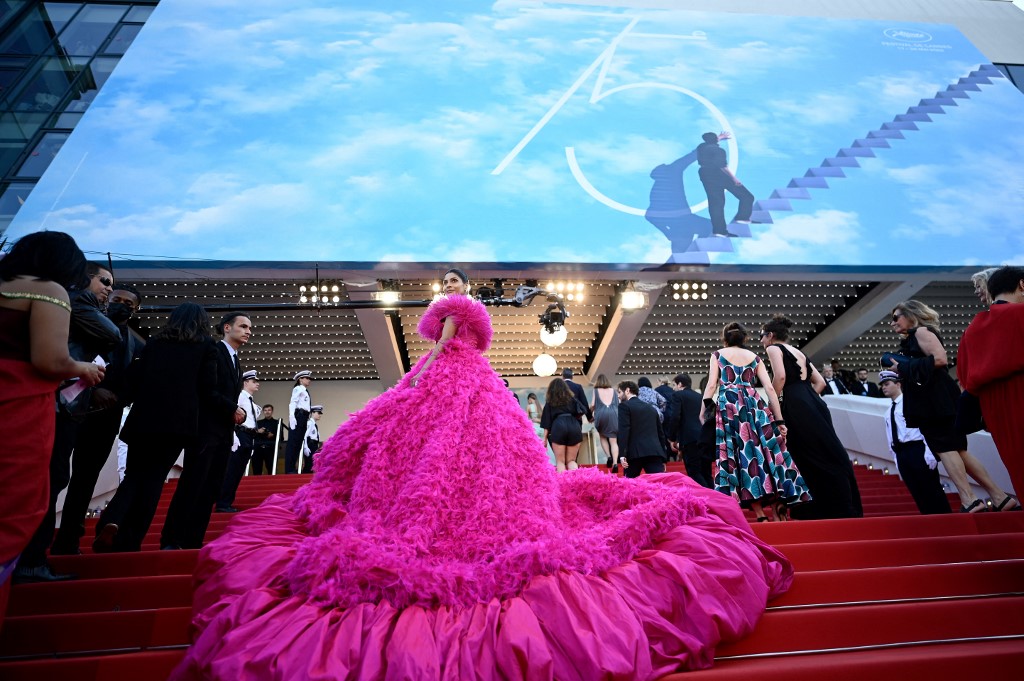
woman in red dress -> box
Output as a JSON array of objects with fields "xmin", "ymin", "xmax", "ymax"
[{"xmin": 0, "ymin": 232, "xmax": 105, "ymax": 625}]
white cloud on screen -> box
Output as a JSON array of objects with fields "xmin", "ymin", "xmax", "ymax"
[
  {"xmin": 729, "ymin": 209, "xmax": 863, "ymax": 263},
  {"xmin": 171, "ymin": 183, "xmax": 310, "ymax": 235}
]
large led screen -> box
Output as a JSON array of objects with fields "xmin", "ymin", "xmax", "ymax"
[{"xmin": 5, "ymin": 1, "xmax": 1023, "ymax": 266}]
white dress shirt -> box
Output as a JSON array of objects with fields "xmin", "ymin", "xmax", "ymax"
[
  {"xmin": 237, "ymin": 389, "xmax": 260, "ymax": 430},
  {"xmin": 884, "ymin": 393, "xmax": 937, "ymax": 469}
]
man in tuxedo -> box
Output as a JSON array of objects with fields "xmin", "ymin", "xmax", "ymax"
[
  {"xmin": 216, "ymin": 369, "xmax": 262, "ymax": 513},
  {"xmin": 852, "ymin": 368, "xmax": 882, "ymax": 398},
  {"xmin": 161, "ymin": 311, "xmax": 251, "ymax": 550},
  {"xmin": 666, "ymin": 374, "xmax": 712, "ymax": 488},
  {"xmin": 561, "ymin": 368, "xmax": 593, "ymax": 423},
  {"xmin": 616, "ymin": 381, "xmax": 667, "ymax": 478},
  {"xmin": 820, "ymin": 366, "xmax": 850, "ymax": 395}
]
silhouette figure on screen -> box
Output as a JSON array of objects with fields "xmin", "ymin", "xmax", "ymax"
[
  {"xmin": 645, "ymin": 150, "xmax": 713, "ymax": 253},
  {"xmin": 697, "ymin": 131, "xmax": 754, "ymax": 237}
]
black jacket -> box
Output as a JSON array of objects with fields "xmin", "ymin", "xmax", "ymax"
[
  {"xmin": 822, "ymin": 377, "xmax": 850, "ymax": 395},
  {"xmin": 119, "ymin": 338, "xmax": 219, "ymax": 446},
  {"xmin": 564, "ymin": 379, "xmax": 593, "ymax": 421},
  {"xmin": 201, "ymin": 340, "xmax": 243, "ymax": 436},
  {"xmin": 668, "ymin": 388, "xmax": 702, "ymax": 445},
  {"xmin": 617, "ymin": 396, "xmax": 667, "ymax": 462},
  {"xmin": 852, "ymin": 380, "xmax": 881, "ymax": 398},
  {"xmin": 67, "ymin": 289, "xmax": 120, "ymax": 362}
]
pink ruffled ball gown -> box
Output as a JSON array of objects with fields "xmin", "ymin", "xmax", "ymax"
[{"xmin": 170, "ymin": 295, "xmax": 792, "ymax": 681}]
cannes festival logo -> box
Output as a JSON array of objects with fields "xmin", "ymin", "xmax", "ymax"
[{"xmin": 884, "ymin": 28, "xmax": 932, "ymax": 43}]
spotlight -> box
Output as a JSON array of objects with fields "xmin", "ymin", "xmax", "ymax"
[
  {"xmin": 533, "ymin": 353, "xmax": 557, "ymax": 377},
  {"xmin": 620, "ymin": 291, "xmax": 647, "ymax": 311},
  {"xmin": 540, "ymin": 325, "xmax": 568, "ymax": 347}
]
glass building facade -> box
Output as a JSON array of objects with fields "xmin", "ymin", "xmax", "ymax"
[{"xmin": 0, "ymin": 0, "xmax": 158, "ymax": 232}]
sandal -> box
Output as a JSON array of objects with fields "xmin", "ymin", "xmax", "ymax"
[
  {"xmin": 993, "ymin": 494, "xmax": 1021, "ymax": 512},
  {"xmin": 960, "ymin": 498, "xmax": 988, "ymax": 514},
  {"xmin": 773, "ymin": 501, "xmax": 790, "ymax": 522},
  {"xmin": 756, "ymin": 516, "xmax": 770, "ymax": 523}
]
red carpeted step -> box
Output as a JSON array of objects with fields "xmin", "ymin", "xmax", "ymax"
[
  {"xmin": 770, "ymin": 559, "xmax": 1024, "ymax": 607},
  {"xmin": 715, "ymin": 596, "xmax": 1024, "ymax": 657},
  {"xmin": 751, "ymin": 513, "xmax": 1024, "ymax": 544},
  {"xmin": 48, "ymin": 550, "xmax": 198, "ymax": 579},
  {"xmin": 674, "ymin": 639, "xmax": 1024, "ymax": 679},
  {"xmin": 777, "ymin": 532, "xmax": 1024, "ymax": 571},
  {"xmin": 0, "ymin": 649, "xmax": 187, "ymax": 681},
  {"xmin": 0, "ymin": 607, "xmax": 192, "ymax": 657},
  {"xmin": 7, "ymin": 575, "xmax": 193, "ymax": 616}
]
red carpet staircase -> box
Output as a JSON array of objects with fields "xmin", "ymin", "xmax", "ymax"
[{"xmin": 2, "ymin": 465, "xmax": 1022, "ymax": 680}]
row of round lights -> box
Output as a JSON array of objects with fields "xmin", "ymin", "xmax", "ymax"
[
  {"xmin": 671, "ymin": 282, "xmax": 709, "ymax": 301},
  {"xmin": 298, "ymin": 283, "xmax": 342, "ymax": 305}
]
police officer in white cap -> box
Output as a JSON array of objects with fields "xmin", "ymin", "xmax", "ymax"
[
  {"xmin": 286, "ymin": 370, "xmax": 313, "ymax": 473},
  {"xmin": 880, "ymin": 370, "xmax": 950, "ymax": 514},
  {"xmin": 300, "ymin": 405, "xmax": 324, "ymax": 473},
  {"xmin": 217, "ymin": 369, "xmax": 262, "ymax": 512}
]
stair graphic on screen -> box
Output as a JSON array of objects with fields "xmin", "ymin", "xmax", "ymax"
[{"xmin": 745, "ymin": 64, "xmax": 1007, "ymax": 226}]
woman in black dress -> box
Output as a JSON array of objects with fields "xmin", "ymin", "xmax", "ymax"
[
  {"xmin": 887, "ymin": 300, "xmax": 1014, "ymax": 513},
  {"xmin": 761, "ymin": 315, "xmax": 863, "ymax": 519},
  {"xmin": 540, "ymin": 377, "xmax": 584, "ymax": 472}
]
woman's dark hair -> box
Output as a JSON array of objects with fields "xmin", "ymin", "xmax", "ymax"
[
  {"xmin": 443, "ymin": 267, "xmax": 469, "ymax": 285},
  {"xmin": 594, "ymin": 374, "xmax": 611, "ymax": 389},
  {"xmin": 638, "ymin": 376, "xmax": 653, "ymax": 388},
  {"xmin": 545, "ymin": 377, "xmax": 573, "ymax": 409},
  {"xmin": 0, "ymin": 231, "xmax": 88, "ymax": 290},
  {"xmin": 721, "ymin": 322, "xmax": 748, "ymax": 347},
  {"xmin": 527, "ymin": 392, "xmax": 538, "ymax": 402},
  {"xmin": 154, "ymin": 302, "xmax": 212, "ymax": 343},
  {"xmin": 762, "ymin": 314, "xmax": 793, "ymax": 341},
  {"xmin": 987, "ymin": 266, "xmax": 1024, "ymax": 299}
]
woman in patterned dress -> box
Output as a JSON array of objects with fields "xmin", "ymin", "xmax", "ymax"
[{"xmin": 702, "ymin": 322, "xmax": 810, "ymax": 521}]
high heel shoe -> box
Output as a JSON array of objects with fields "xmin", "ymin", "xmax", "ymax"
[
  {"xmin": 960, "ymin": 498, "xmax": 988, "ymax": 513},
  {"xmin": 993, "ymin": 494, "xmax": 1020, "ymax": 512}
]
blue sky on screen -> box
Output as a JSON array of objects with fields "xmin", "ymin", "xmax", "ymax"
[{"xmin": 6, "ymin": 0, "xmax": 1023, "ymax": 266}]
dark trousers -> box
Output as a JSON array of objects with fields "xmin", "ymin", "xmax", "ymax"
[
  {"xmin": 251, "ymin": 446, "xmax": 275, "ymax": 475},
  {"xmin": 894, "ymin": 440, "xmax": 952, "ymax": 515},
  {"xmin": 681, "ymin": 442, "xmax": 713, "ymax": 489},
  {"xmin": 284, "ymin": 411, "xmax": 308, "ymax": 474},
  {"xmin": 161, "ymin": 431, "xmax": 232, "ymax": 549},
  {"xmin": 52, "ymin": 407, "xmax": 122, "ymax": 552},
  {"xmin": 624, "ymin": 456, "xmax": 666, "ymax": 478},
  {"xmin": 20, "ymin": 411, "xmax": 80, "ymax": 567},
  {"xmin": 98, "ymin": 438, "xmax": 186, "ymax": 551},
  {"xmin": 701, "ymin": 179, "xmax": 754, "ymax": 233},
  {"xmin": 217, "ymin": 434, "xmax": 254, "ymax": 508}
]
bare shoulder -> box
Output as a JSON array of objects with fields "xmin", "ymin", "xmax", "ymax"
[{"xmin": 1, "ymin": 276, "xmax": 69, "ymax": 300}]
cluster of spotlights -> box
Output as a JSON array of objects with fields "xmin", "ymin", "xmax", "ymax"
[
  {"xmin": 671, "ymin": 282, "xmax": 709, "ymax": 301},
  {"xmin": 299, "ymin": 284, "xmax": 341, "ymax": 305},
  {"xmin": 544, "ymin": 282, "xmax": 585, "ymax": 302}
]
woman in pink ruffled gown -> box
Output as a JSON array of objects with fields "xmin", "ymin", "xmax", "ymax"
[{"xmin": 171, "ymin": 268, "xmax": 792, "ymax": 681}]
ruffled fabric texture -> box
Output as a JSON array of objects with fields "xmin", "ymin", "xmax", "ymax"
[{"xmin": 171, "ymin": 295, "xmax": 793, "ymax": 680}]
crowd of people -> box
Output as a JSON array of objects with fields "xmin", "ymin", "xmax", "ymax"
[{"xmin": 2, "ymin": 232, "xmax": 1020, "ymax": 675}]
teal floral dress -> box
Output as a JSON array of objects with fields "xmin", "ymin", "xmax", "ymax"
[{"xmin": 711, "ymin": 351, "xmax": 810, "ymax": 507}]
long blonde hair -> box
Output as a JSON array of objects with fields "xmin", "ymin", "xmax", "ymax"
[{"xmin": 893, "ymin": 299, "xmax": 940, "ymax": 332}]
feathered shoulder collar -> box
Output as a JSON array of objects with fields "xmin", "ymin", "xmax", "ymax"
[{"xmin": 417, "ymin": 294, "xmax": 492, "ymax": 351}]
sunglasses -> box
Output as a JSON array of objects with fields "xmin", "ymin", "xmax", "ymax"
[
  {"xmin": 92, "ymin": 275, "xmax": 113, "ymax": 288},
  {"xmin": 891, "ymin": 312, "xmax": 903, "ymax": 322}
]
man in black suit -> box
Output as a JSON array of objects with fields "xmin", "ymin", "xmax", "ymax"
[
  {"xmin": 251, "ymin": 404, "xmax": 280, "ymax": 475},
  {"xmin": 616, "ymin": 381, "xmax": 667, "ymax": 478},
  {"xmin": 666, "ymin": 374, "xmax": 712, "ymax": 488},
  {"xmin": 161, "ymin": 311, "xmax": 251, "ymax": 550},
  {"xmin": 561, "ymin": 368, "xmax": 593, "ymax": 422},
  {"xmin": 852, "ymin": 368, "xmax": 882, "ymax": 398},
  {"xmin": 821, "ymin": 366, "xmax": 850, "ymax": 395},
  {"xmin": 52, "ymin": 285, "xmax": 145, "ymax": 555}
]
